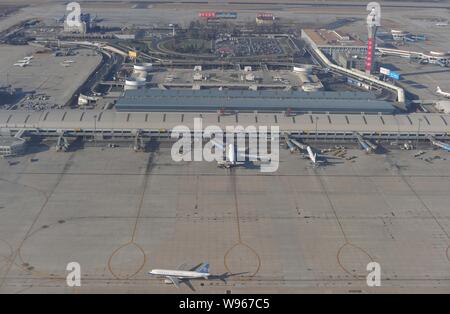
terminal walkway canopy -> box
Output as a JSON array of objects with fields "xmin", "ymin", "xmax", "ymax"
[{"xmin": 0, "ymin": 110, "xmax": 449, "ymax": 135}]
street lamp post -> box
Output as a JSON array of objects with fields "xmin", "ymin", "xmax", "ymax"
[
  {"xmin": 93, "ymin": 114, "xmax": 97, "ymax": 147},
  {"xmin": 416, "ymin": 118, "xmax": 422, "ymax": 148},
  {"xmin": 315, "ymin": 116, "xmax": 319, "ymax": 143}
]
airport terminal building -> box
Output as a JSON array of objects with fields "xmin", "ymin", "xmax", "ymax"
[
  {"xmin": 116, "ymin": 89, "xmax": 397, "ymax": 114},
  {"xmin": 301, "ymin": 29, "xmax": 368, "ymax": 55}
]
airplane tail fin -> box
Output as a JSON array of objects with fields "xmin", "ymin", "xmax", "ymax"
[
  {"xmin": 437, "ymin": 86, "xmax": 442, "ymax": 93},
  {"xmin": 196, "ymin": 262, "xmax": 210, "ymax": 274}
]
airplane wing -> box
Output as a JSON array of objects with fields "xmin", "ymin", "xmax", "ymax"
[
  {"xmin": 177, "ymin": 263, "xmax": 189, "ymax": 271},
  {"xmin": 241, "ymin": 153, "xmax": 271, "ymax": 162},
  {"xmin": 167, "ymin": 276, "xmax": 180, "ymax": 288},
  {"xmin": 188, "ymin": 263, "xmax": 203, "ymax": 271},
  {"xmin": 183, "ymin": 279, "xmax": 196, "ymax": 291}
]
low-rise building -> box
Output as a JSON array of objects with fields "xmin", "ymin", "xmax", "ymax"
[
  {"xmin": 332, "ymin": 51, "xmax": 367, "ymax": 71},
  {"xmin": 256, "ymin": 13, "xmax": 275, "ymax": 26},
  {"xmin": 0, "ymin": 136, "xmax": 26, "ymax": 157},
  {"xmin": 301, "ymin": 29, "xmax": 367, "ymax": 55},
  {"xmin": 115, "ymin": 89, "xmax": 396, "ymax": 114}
]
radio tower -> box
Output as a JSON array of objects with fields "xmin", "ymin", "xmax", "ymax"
[{"xmin": 365, "ymin": 3, "xmax": 381, "ymax": 75}]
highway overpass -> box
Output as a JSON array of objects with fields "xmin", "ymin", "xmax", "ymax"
[{"xmin": 305, "ymin": 44, "xmax": 406, "ymax": 104}]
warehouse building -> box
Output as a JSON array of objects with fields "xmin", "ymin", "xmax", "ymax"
[{"xmin": 115, "ymin": 89, "xmax": 397, "ymax": 114}]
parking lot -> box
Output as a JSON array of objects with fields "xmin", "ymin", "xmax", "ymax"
[
  {"xmin": 215, "ymin": 37, "xmax": 284, "ymax": 57},
  {"xmin": 0, "ymin": 46, "xmax": 102, "ymax": 108}
]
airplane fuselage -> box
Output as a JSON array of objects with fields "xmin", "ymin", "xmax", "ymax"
[
  {"xmin": 227, "ymin": 143, "xmax": 236, "ymax": 164},
  {"xmin": 149, "ymin": 269, "xmax": 210, "ymax": 279},
  {"xmin": 437, "ymin": 87, "xmax": 450, "ymax": 98},
  {"xmin": 306, "ymin": 146, "xmax": 317, "ymax": 164},
  {"xmin": 217, "ymin": 144, "xmax": 238, "ymax": 168}
]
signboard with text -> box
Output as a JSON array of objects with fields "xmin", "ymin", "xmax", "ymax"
[
  {"xmin": 380, "ymin": 67, "xmax": 390, "ymax": 75},
  {"xmin": 388, "ymin": 71, "xmax": 401, "ymax": 80}
]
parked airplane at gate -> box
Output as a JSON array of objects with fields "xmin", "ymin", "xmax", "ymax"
[
  {"xmin": 211, "ymin": 139, "xmax": 271, "ymax": 168},
  {"xmin": 436, "ymin": 86, "xmax": 450, "ymax": 98},
  {"xmin": 14, "ymin": 60, "xmax": 31, "ymax": 67},
  {"xmin": 305, "ymin": 145, "xmax": 327, "ymax": 165},
  {"xmin": 283, "ymin": 134, "xmax": 328, "ymax": 166},
  {"xmin": 354, "ymin": 132, "xmax": 378, "ymax": 153},
  {"xmin": 435, "ymin": 22, "xmax": 449, "ymax": 27}
]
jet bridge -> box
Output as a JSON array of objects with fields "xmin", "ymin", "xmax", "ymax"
[
  {"xmin": 133, "ymin": 129, "xmax": 145, "ymax": 152},
  {"xmin": 56, "ymin": 132, "xmax": 70, "ymax": 152},
  {"xmin": 354, "ymin": 132, "xmax": 378, "ymax": 153},
  {"xmin": 426, "ymin": 134, "xmax": 450, "ymax": 151}
]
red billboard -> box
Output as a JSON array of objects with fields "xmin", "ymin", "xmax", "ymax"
[
  {"xmin": 365, "ymin": 37, "xmax": 375, "ymax": 73},
  {"xmin": 199, "ymin": 12, "xmax": 216, "ymax": 18}
]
